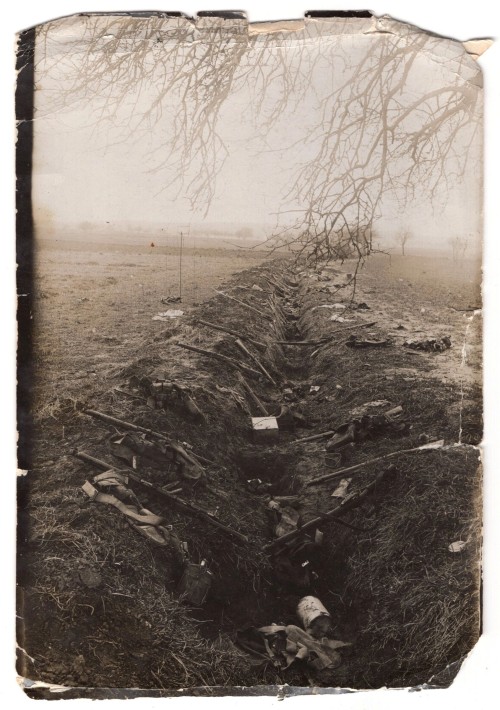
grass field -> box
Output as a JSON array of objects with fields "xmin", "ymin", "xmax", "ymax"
[{"xmin": 32, "ymin": 237, "xmax": 268, "ymax": 414}]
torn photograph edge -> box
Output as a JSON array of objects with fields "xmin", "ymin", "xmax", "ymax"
[{"xmin": 4, "ymin": 1, "xmax": 500, "ymax": 706}]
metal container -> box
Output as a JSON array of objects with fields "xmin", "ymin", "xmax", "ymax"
[{"xmin": 297, "ymin": 596, "xmax": 332, "ymax": 638}]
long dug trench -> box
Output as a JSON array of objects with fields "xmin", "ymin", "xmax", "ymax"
[
  {"xmin": 196, "ymin": 266, "xmax": 392, "ymax": 658},
  {"xmin": 21, "ymin": 256, "xmax": 482, "ymax": 693}
]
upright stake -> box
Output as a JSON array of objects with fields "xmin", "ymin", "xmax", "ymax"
[
  {"xmin": 164, "ymin": 229, "xmax": 168, "ymax": 298},
  {"xmin": 179, "ymin": 230, "xmax": 183, "ymax": 301}
]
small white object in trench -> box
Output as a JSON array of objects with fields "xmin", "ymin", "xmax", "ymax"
[
  {"xmin": 152, "ymin": 310, "xmax": 184, "ymax": 321},
  {"xmin": 448, "ymin": 540, "xmax": 468, "ymax": 553},
  {"xmin": 251, "ymin": 416, "xmax": 279, "ymax": 432}
]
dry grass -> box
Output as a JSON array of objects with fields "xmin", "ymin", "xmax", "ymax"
[{"xmin": 342, "ymin": 450, "xmax": 481, "ymax": 686}]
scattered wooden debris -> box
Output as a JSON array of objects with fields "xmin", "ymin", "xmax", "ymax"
[
  {"xmin": 176, "ymin": 341, "xmax": 261, "ymax": 379},
  {"xmin": 275, "ymin": 321, "xmax": 378, "ymax": 346},
  {"xmin": 266, "ymin": 467, "xmax": 396, "ymax": 552},
  {"xmin": 307, "ymin": 441, "xmax": 446, "ymax": 487},
  {"xmin": 236, "ymin": 372, "xmax": 269, "ymax": 416},
  {"xmin": 197, "ymin": 319, "xmax": 266, "ymax": 349},
  {"xmin": 74, "ymin": 450, "xmax": 249, "ymax": 544},
  {"xmin": 83, "ymin": 409, "xmax": 205, "ymax": 481},
  {"xmin": 234, "ymin": 338, "xmax": 277, "ymax": 386},
  {"xmin": 213, "ymin": 289, "xmax": 271, "ymax": 319}
]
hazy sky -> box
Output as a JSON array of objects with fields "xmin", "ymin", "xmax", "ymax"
[{"xmin": 32, "ymin": 14, "xmax": 483, "ymax": 247}]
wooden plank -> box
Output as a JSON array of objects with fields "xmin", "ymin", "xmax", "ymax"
[{"xmin": 291, "ymin": 430, "xmax": 335, "ymax": 444}]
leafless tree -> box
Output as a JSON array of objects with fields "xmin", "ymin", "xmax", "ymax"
[
  {"xmin": 236, "ymin": 227, "xmax": 254, "ymax": 240},
  {"xmin": 396, "ymin": 230, "xmax": 412, "ymax": 256},
  {"xmin": 33, "ymin": 14, "xmax": 482, "ymax": 266},
  {"xmin": 449, "ymin": 234, "xmax": 469, "ymax": 261}
]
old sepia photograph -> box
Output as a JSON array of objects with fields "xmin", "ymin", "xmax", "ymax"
[{"xmin": 15, "ymin": 7, "xmax": 489, "ymax": 698}]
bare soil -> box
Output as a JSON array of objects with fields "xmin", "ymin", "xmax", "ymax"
[{"xmin": 18, "ymin": 242, "xmax": 482, "ymax": 696}]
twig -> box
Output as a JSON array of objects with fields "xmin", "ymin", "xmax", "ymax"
[{"xmin": 263, "ymin": 276, "xmax": 285, "ymax": 295}]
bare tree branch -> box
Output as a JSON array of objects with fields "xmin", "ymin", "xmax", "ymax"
[{"xmin": 33, "ymin": 15, "xmax": 482, "ymax": 265}]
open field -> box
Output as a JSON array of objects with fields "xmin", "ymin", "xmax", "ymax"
[
  {"xmin": 32, "ymin": 238, "xmax": 269, "ymax": 412},
  {"xmin": 32, "ymin": 240, "xmax": 481, "ymax": 410},
  {"xmin": 19, "ymin": 240, "xmax": 482, "ymax": 695}
]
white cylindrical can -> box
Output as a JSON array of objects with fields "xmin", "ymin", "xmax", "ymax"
[{"xmin": 297, "ymin": 596, "xmax": 332, "ymax": 637}]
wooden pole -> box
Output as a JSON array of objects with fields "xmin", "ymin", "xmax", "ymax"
[
  {"xmin": 234, "ymin": 338, "xmax": 277, "ymax": 386},
  {"xmin": 179, "ymin": 231, "xmax": 183, "ymax": 301},
  {"xmin": 306, "ymin": 441, "xmax": 445, "ymax": 487},
  {"xmin": 197, "ymin": 319, "xmax": 266, "ymax": 349},
  {"xmin": 213, "ymin": 289, "xmax": 271, "ymax": 320},
  {"xmin": 274, "ymin": 321, "xmax": 378, "ymax": 346},
  {"xmin": 236, "ymin": 373, "xmax": 269, "ymax": 416},
  {"xmin": 291, "ymin": 430, "xmax": 336, "ymax": 444},
  {"xmin": 176, "ymin": 341, "xmax": 261, "ymax": 378}
]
